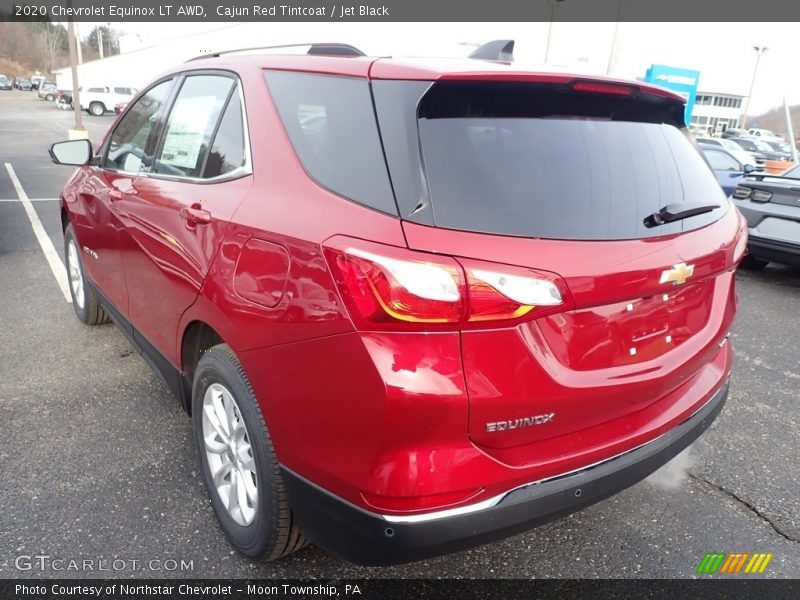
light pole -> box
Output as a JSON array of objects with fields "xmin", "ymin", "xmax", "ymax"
[
  {"xmin": 606, "ymin": 0, "xmax": 624, "ymax": 75},
  {"xmin": 741, "ymin": 46, "xmax": 768, "ymax": 130},
  {"xmin": 544, "ymin": 0, "xmax": 565, "ymax": 64}
]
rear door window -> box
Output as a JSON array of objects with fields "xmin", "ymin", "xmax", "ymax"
[{"xmin": 202, "ymin": 92, "xmax": 246, "ymax": 178}]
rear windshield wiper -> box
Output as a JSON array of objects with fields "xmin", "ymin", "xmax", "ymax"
[{"xmin": 643, "ymin": 201, "xmax": 720, "ymax": 228}]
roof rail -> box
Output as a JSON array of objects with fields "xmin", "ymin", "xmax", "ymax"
[
  {"xmin": 468, "ymin": 40, "xmax": 514, "ymax": 62},
  {"xmin": 186, "ymin": 43, "xmax": 366, "ymax": 62}
]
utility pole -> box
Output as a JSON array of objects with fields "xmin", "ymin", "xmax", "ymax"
[
  {"xmin": 741, "ymin": 46, "xmax": 768, "ymax": 130},
  {"xmin": 67, "ymin": 17, "xmax": 85, "ymax": 138},
  {"xmin": 75, "ymin": 22, "xmax": 83, "ymax": 64},
  {"xmin": 98, "ymin": 28, "xmax": 104, "ymax": 60}
]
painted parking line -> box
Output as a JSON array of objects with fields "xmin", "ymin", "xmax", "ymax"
[
  {"xmin": 4, "ymin": 163, "xmax": 72, "ymax": 303},
  {"xmin": 0, "ymin": 197, "xmax": 59, "ymax": 202}
]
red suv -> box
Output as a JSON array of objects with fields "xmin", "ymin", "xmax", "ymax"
[{"xmin": 50, "ymin": 43, "xmax": 745, "ymax": 565}]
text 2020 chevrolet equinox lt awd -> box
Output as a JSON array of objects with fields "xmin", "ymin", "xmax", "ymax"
[{"xmin": 50, "ymin": 42, "xmax": 745, "ymax": 565}]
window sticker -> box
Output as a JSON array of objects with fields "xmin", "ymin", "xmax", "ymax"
[{"xmin": 160, "ymin": 96, "xmax": 222, "ymax": 171}]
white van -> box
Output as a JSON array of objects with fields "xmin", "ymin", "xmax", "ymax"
[{"xmin": 79, "ymin": 86, "xmax": 137, "ymax": 116}]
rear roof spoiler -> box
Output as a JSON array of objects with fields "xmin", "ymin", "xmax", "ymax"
[{"xmin": 468, "ymin": 40, "xmax": 514, "ymax": 62}]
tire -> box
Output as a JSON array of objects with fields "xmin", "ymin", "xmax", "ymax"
[
  {"xmin": 89, "ymin": 102, "xmax": 105, "ymax": 116},
  {"xmin": 64, "ymin": 223, "xmax": 109, "ymax": 325},
  {"xmin": 45, "ymin": 93, "xmax": 54, "ymax": 101},
  {"xmin": 192, "ymin": 344, "xmax": 308, "ymax": 561},
  {"xmin": 740, "ymin": 254, "xmax": 768, "ymax": 270}
]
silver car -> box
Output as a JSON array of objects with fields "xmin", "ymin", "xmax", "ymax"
[
  {"xmin": 38, "ymin": 83, "xmax": 58, "ymax": 101},
  {"xmin": 733, "ymin": 164, "xmax": 800, "ymax": 268}
]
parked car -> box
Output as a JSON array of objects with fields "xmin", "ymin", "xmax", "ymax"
[
  {"xmin": 730, "ymin": 137, "xmax": 791, "ymax": 162},
  {"xmin": 698, "ymin": 143, "xmax": 755, "ymax": 195},
  {"xmin": 79, "ymin": 85, "xmax": 137, "ymax": 116},
  {"xmin": 38, "ymin": 83, "xmax": 58, "ymax": 101},
  {"xmin": 747, "ymin": 128, "xmax": 783, "ymax": 141},
  {"xmin": 14, "ymin": 77, "xmax": 33, "ymax": 91},
  {"xmin": 0, "ymin": 76, "xmax": 12, "ymax": 91},
  {"xmin": 762, "ymin": 140, "xmax": 797, "ymax": 161},
  {"xmin": 732, "ymin": 164, "xmax": 800, "ymax": 268},
  {"xmin": 48, "ymin": 42, "xmax": 743, "ymax": 566},
  {"xmin": 696, "ymin": 136, "xmax": 764, "ymax": 171},
  {"xmin": 721, "ymin": 127, "xmax": 748, "ymax": 139}
]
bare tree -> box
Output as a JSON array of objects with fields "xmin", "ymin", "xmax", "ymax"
[{"xmin": 38, "ymin": 23, "xmax": 67, "ymax": 76}]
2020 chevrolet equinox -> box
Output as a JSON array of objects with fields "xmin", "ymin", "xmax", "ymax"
[{"xmin": 50, "ymin": 42, "xmax": 745, "ymax": 565}]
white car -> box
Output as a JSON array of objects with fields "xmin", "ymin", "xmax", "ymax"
[
  {"xmin": 747, "ymin": 128, "xmax": 784, "ymax": 142},
  {"xmin": 80, "ymin": 86, "xmax": 137, "ymax": 116}
]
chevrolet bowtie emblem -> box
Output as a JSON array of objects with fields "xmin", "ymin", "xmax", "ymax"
[{"xmin": 659, "ymin": 262, "xmax": 695, "ymax": 285}]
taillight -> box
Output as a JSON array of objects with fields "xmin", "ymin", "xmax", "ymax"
[
  {"xmin": 732, "ymin": 186, "xmax": 751, "ymax": 199},
  {"xmin": 331, "ymin": 246, "xmax": 464, "ymax": 326},
  {"xmin": 460, "ymin": 259, "xmax": 566, "ymax": 323},
  {"xmin": 324, "ymin": 238, "xmax": 571, "ymax": 331}
]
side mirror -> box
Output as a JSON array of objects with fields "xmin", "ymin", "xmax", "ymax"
[
  {"xmin": 49, "ymin": 139, "xmax": 93, "ymax": 166},
  {"xmin": 743, "ymin": 164, "xmax": 756, "ymax": 173}
]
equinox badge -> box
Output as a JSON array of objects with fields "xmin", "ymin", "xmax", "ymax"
[
  {"xmin": 659, "ymin": 262, "xmax": 695, "ymax": 286},
  {"xmin": 486, "ymin": 413, "xmax": 554, "ymax": 432}
]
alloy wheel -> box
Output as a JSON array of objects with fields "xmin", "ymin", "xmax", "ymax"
[
  {"xmin": 202, "ymin": 382, "xmax": 258, "ymax": 526},
  {"xmin": 66, "ymin": 238, "xmax": 85, "ymax": 309}
]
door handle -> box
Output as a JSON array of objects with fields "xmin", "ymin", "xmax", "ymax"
[
  {"xmin": 180, "ymin": 206, "xmax": 212, "ymax": 225},
  {"xmin": 109, "ymin": 190, "xmax": 123, "ymax": 201}
]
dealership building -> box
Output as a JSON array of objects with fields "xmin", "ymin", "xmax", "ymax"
[{"xmin": 690, "ymin": 91, "xmax": 747, "ymax": 134}]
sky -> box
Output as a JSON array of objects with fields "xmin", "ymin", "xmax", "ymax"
[{"xmin": 85, "ymin": 21, "xmax": 799, "ymax": 116}]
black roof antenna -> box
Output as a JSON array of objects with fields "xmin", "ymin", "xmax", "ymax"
[{"xmin": 468, "ymin": 40, "xmax": 514, "ymax": 62}]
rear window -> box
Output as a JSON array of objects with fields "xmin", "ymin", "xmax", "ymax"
[{"xmin": 375, "ymin": 80, "xmax": 727, "ymax": 240}]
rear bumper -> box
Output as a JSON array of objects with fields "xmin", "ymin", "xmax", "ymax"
[
  {"xmin": 282, "ymin": 379, "xmax": 729, "ymax": 565},
  {"xmin": 735, "ymin": 199, "xmax": 800, "ymax": 265},
  {"xmin": 747, "ymin": 235, "xmax": 800, "ymax": 265}
]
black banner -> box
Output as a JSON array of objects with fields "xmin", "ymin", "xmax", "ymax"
[
  {"xmin": 2, "ymin": 579, "xmax": 800, "ymax": 600},
  {"xmin": 2, "ymin": 0, "xmax": 800, "ymax": 22}
]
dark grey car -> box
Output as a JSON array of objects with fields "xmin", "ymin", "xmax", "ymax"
[{"xmin": 733, "ymin": 164, "xmax": 800, "ymax": 268}]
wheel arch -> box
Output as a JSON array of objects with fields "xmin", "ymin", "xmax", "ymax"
[
  {"xmin": 180, "ymin": 320, "xmax": 225, "ymax": 414},
  {"xmin": 60, "ymin": 204, "xmax": 70, "ymax": 232}
]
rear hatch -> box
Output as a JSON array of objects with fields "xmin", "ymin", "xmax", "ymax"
[{"xmin": 372, "ymin": 74, "xmax": 742, "ymax": 464}]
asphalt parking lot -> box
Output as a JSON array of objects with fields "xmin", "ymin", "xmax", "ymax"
[{"xmin": 0, "ymin": 89, "xmax": 798, "ymax": 579}]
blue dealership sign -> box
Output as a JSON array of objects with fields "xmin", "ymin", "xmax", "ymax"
[{"xmin": 643, "ymin": 64, "xmax": 700, "ymax": 125}]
